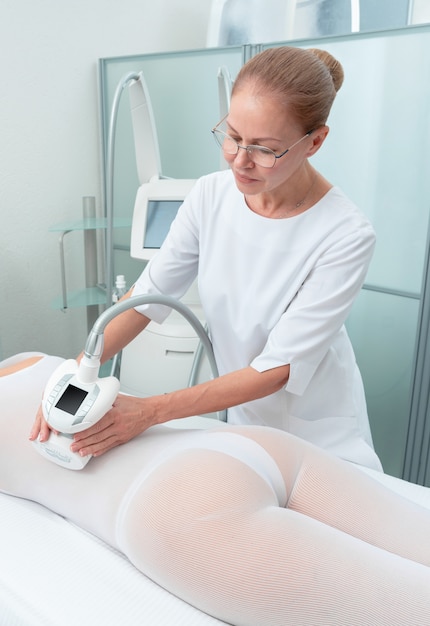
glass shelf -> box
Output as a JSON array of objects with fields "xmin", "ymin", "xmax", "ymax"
[
  {"xmin": 49, "ymin": 216, "xmax": 131, "ymax": 311},
  {"xmin": 49, "ymin": 217, "xmax": 131, "ymax": 232},
  {"xmin": 51, "ymin": 285, "xmax": 107, "ymax": 310}
]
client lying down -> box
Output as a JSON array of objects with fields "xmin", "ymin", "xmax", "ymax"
[{"xmin": 1, "ymin": 353, "xmax": 430, "ymax": 626}]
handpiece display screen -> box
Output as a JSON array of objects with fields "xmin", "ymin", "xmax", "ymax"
[
  {"xmin": 143, "ymin": 200, "xmax": 182, "ymax": 248},
  {"xmin": 55, "ymin": 384, "xmax": 88, "ymax": 415}
]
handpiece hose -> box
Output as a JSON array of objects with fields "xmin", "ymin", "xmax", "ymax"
[{"xmin": 84, "ymin": 294, "xmax": 227, "ymax": 421}]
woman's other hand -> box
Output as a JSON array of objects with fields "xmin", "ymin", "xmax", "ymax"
[
  {"xmin": 69, "ymin": 393, "xmax": 154, "ymax": 458},
  {"xmin": 29, "ymin": 403, "xmax": 58, "ymax": 442}
]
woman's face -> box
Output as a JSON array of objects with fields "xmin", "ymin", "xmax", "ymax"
[{"xmin": 223, "ymin": 85, "xmax": 315, "ymax": 197}]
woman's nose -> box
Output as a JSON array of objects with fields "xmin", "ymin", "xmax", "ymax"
[{"xmin": 233, "ymin": 145, "xmax": 254, "ymax": 167}]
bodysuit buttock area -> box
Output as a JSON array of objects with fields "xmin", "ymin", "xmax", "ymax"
[{"xmin": 1, "ymin": 353, "xmax": 430, "ymax": 626}]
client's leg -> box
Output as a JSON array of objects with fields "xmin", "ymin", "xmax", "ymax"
[
  {"xmin": 118, "ymin": 445, "xmax": 430, "ymax": 626},
  {"xmin": 227, "ymin": 425, "xmax": 430, "ymax": 567}
]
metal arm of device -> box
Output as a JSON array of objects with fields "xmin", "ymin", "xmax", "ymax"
[
  {"xmin": 105, "ymin": 71, "xmax": 141, "ymax": 309},
  {"xmin": 84, "ymin": 294, "xmax": 227, "ymax": 422}
]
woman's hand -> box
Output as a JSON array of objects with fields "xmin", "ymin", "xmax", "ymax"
[
  {"xmin": 69, "ymin": 393, "xmax": 154, "ymax": 458},
  {"xmin": 29, "ymin": 404, "xmax": 58, "ymax": 442}
]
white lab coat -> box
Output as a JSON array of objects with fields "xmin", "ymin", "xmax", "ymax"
[{"xmin": 133, "ymin": 170, "xmax": 382, "ymax": 471}]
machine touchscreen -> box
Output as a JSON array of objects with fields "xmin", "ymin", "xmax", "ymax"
[
  {"xmin": 55, "ymin": 384, "xmax": 88, "ymax": 415},
  {"xmin": 130, "ymin": 178, "xmax": 196, "ymax": 260}
]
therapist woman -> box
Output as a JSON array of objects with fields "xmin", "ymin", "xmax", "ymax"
[{"xmin": 31, "ymin": 46, "xmax": 382, "ymax": 471}]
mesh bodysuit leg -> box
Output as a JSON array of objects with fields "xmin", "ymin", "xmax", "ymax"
[{"xmin": 117, "ymin": 433, "xmax": 430, "ymax": 626}]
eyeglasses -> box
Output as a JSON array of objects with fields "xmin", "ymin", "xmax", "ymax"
[{"xmin": 211, "ymin": 118, "xmax": 313, "ymax": 169}]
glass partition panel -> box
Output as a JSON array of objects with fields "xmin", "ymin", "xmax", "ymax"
[
  {"xmin": 266, "ymin": 25, "xmax": 430, "ymax": 476},
  {"xmin": 99, "ymin": 46, "xmax": 243, "ymax": 286},
  {"xmin": 346, "ymin": 289, "xmax": 419, "ymax": 477},
  {"xmin": 265, "ymin": 25, "xmax": 430, "ymax": 295},
  {"xmin": 266, "ymin": 26, "xmax": 430, "ymax": 479}
]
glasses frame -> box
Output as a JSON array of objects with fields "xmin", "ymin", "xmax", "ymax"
[{"xmin": 211, "ymin": 117, "xmax": 313, "ymax": 168}]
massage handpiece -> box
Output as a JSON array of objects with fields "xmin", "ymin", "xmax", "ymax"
[{"xmin": 32, "ymin": 357, "xmax": 120, "ymax": 470}]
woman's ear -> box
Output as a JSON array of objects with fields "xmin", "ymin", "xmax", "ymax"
[{"xmin": 307, "ymin": 126, "xmax": 330, "ymax": 156}]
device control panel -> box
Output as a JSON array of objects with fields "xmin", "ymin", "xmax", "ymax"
[{"xmin": 42, "ymin": 359, "xmax": 120, "ymax": 434}]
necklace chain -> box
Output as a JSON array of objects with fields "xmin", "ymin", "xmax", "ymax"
[
  {"xmin": 245, "ymin": 173, "xmax": 319, "ymax": 218},
  {"xmin": 293, "ymin": 173, "xmax": 318, "ymax": 209},
  {"xmin": 272, "ymin": 173, "xmax": 318, "ymax": 218}
]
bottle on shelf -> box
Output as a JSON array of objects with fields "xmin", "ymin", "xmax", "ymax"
[{"xmin": 112, "ymin": 275, "xmax": 127, "ymax": 303}]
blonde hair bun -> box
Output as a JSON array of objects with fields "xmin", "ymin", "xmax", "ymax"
[
  {"xmin": 307, "ymin": 48, "xmax": 344, "ymax": 93},
  {"xmin": 233, "ymin": 46, "xmax": 344, "ymax": 129}
]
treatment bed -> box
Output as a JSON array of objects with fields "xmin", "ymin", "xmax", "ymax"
[{"xmin": 1, "ymin": 414, "xmax": 430, "ymax": 626}]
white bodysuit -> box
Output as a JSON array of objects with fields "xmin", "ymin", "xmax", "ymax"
[
  {"xmin": 133, "ymin": 170, "xmax": 381, "ymax": 470},
  {"xmin": 1, "ymin": 353, "xmax": 430, "ymax": 626}
]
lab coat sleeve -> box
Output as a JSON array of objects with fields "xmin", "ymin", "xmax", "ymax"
[{"xmin": 251, "ymin": 224, "xmax": 375, "ymax": 396}]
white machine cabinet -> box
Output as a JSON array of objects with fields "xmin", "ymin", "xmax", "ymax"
[{"xmin": 120, "ymin": 309, "xmax": 211, "ymax": 397}]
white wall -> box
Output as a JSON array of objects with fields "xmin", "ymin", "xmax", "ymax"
[
  {"xmin": 0, "ymin": 0, "xmax": 212, "ymax": 360},
  {"xmin": 411, "ymin": 0, "xmax": 430, "ymax": 22}
]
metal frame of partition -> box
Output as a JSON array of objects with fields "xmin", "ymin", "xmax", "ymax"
[{"xmin": 404, "ymin": 227, "xmax": 430, "ymax": 485}]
